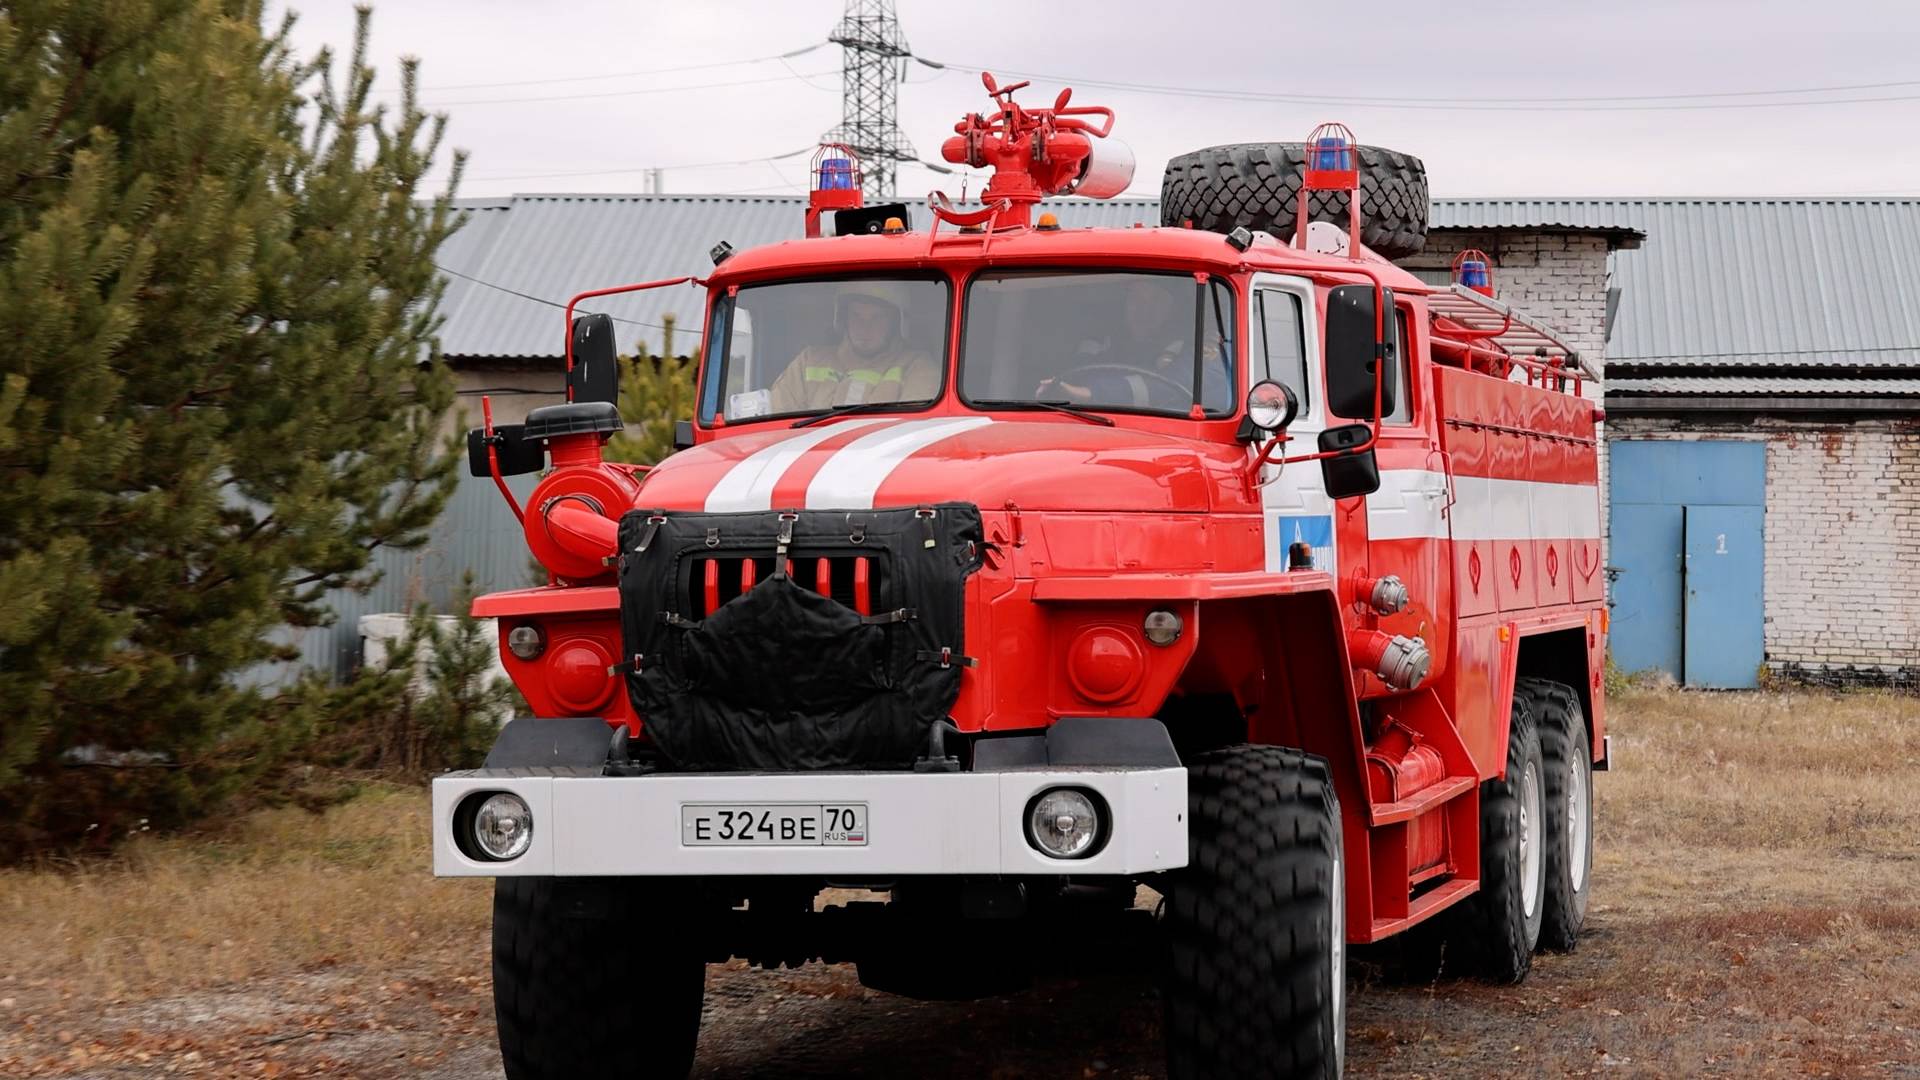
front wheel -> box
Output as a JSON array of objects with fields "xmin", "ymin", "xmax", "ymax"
[
  {"xmin": 493, "ymin": 878, "xmax": 705, "ymax": 1080},
  {"xmin": 1163, "ymin": 745, "xmax": 1345, "ymax": 1079}
]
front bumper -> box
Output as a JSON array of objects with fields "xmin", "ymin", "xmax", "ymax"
[{"xmin": 432, "ymin": 766, "xmax": 1188, "ymax": 878}]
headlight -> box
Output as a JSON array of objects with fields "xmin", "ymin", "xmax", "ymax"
[
  {"xmin": 1026, "ymin": 787, "xmax": 1104, "ymax": 859},
  {"xmin": 506, "ymin": 624, "xmax": 545, "ymax": 660},
  {"xmin": 1143, "ymin": 608, "xmax": 1183, "ymax": 646},
  {"xmin": 1245, "ymin": 379, "xmax": 1299, "ymax": 432},
  {"xmin": 472, "ymin": 792, "xmax": 533, "ymax": 861}
]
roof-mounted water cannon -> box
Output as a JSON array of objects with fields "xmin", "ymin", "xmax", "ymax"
[
  {"xmin": 1293, "ymin": 122, "xmax": 1363, "ymax": 258},
  {"xmin": 932, "ymin": 73, "xmax": 1132, "ymax": 231},
  {"xmin": 1452, "ymin": 248, "xmax": 1496, "ymax": 297}
]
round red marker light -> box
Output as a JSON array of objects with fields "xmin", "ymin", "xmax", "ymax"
[
  {"xmin": 547, "ymin": 639, "xmax": 615, "ymax": 714},
  {"xmin": 1066, "ymin": 627, "xmax": 1145, "ymax": 704}
]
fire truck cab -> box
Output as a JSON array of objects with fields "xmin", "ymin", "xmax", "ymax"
[{"xmin": 433, "ymin": 77, "xmax": 1607, "ymax": 1080}]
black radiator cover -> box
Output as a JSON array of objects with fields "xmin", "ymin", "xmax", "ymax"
[{"xmin": 617, "ymin": 503, "xmax": 983, "ymax": 771}]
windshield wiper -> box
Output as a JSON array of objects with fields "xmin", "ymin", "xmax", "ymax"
[
  {"xmin": 790, "ymin": 400, "xmax": 910, "ymax": 428},
  {"xmin": 972, "ymin": 399, "xmax": 1116, "ymax": 426}
]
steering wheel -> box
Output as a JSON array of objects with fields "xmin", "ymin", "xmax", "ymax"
[{"xmin": 1046, "ymin": 363, "xmax": 1193, "ymax": 408}]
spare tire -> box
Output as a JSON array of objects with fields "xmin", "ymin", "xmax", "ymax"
[{"xmin": 1160, "ymin": 142, "xmax": 1429, "ymax": 258}]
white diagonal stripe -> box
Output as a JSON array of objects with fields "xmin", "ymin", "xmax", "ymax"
[
  {"xmin": 805, "ymin": 417, "xmax": 994, "ymax": 509},
  {"xmin": 703, "ymin": 418, "xmax": 889, "ymax": 513}
]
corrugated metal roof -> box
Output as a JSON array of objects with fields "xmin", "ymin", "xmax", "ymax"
[
  {"xmin": 1427, "ymin": 199, "xmax": 1645, "ymax": 235},
  {"xmin": 434, "ymin": 194, "xmax": 1158, "ymax": 361},
  {"xmin": 431, "ymin": 194, "xmax": 1920, "ymax": 375},
  {"xmin": 1593, "ymin": 199, "xmax": 1920, "ymax": 369},
  {"xmin": 1608, "ymin": 376, "xmax": 1920, "ymax": 396}
]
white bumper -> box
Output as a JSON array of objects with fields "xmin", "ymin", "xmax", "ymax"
[{"xmin": 432, "ymin": 767, "xmax": 1188, "ymax": 877}]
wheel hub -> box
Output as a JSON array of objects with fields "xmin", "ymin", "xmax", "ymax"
[
  {"xmin": 1569, "ymin": 752, "xmax": 1590, "ymax": 893},
  {"xmin": 1520, "ymin": 760, "xmax": 1542, "ymax": 920}
]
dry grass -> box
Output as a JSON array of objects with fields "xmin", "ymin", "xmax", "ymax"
[
  {"xmin": 0, "ymin": 785, "xmax": 490, "ymax": 998},
  {"xmin": 1352, "ymin": 684, "xmax": 1920, "ymax": 1077}
]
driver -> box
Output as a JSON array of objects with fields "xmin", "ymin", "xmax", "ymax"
[
  {"xmin": 1037, "ymin": 277, "xmax": 1229, "ymax": 411},
  {"xmin": 768, "ymin": 283, "xmax": 939, "ymax": 414}
]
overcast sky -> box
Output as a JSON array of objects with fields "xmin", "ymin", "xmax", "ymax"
[{"xmin": 274, "ymin": 0, "xmax": 1920, "ymax": 202}]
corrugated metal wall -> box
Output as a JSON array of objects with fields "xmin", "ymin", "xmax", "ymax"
[{"xmin": 260, "ymin": 470, "xmax": 540, "ymax": 686}]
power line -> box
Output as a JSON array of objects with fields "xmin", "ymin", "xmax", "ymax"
[
  {"xmin": 919, "ymin": 57, "xmax": 1920, "ymax": 112},
  {"xmin": 433, "ymin": 263, "xmax": 683, "ymax": 332},
  {"xmin": 376, "ymin": 43, "xmax": 826, "ymax": 95},
  {"xmin": 425, "ymin": 68, "xmax": 839, "ymax": 108},
  {"xmin": 467, "ymin": 147, "xmax": 814, "ymax": 184}
]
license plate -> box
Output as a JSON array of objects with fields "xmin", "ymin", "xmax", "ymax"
[{"xmin": 681, "ymin": 803, "xmax": 869, "ymax": 847}]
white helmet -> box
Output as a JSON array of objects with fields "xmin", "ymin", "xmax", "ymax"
[{"xmin": 835, "ymin": 281, "xmax": 911, "ymax": 338}]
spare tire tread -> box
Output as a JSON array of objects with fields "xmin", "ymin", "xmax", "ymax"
[{"xmin": 1160, "ymin": 142, "xmax": 1429, "ymax": 258}]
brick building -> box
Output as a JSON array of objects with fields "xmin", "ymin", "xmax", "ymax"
[{"xmin": 1596, "ymin": 199, "xmax": 1920, "ymax": 687}]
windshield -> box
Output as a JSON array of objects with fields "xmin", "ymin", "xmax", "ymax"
[
  {"xmin": 960, "ymin": 271, "xmax": 1236, "ymax": 417},
  {"xmin": 701, "ymin": 276, "xmax": 949, "ymax": 423}
]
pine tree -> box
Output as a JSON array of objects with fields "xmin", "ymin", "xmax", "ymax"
[
  {"xmin": 606, "ymin": 314, "xmax": 699, "ymax": 467},
  {"xmin": 0, "ymin": 1, "xmax": 463, "ymax": 855}
]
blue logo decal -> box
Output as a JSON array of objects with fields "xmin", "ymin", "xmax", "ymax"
[{"xmin": 1275, "ymin": 514, "xmax": 1335, "ymax": 574}]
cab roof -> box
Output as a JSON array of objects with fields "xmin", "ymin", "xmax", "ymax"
[{"xmin": 707, "ymin": 222, "xmax": 1432, "ymax": 294}]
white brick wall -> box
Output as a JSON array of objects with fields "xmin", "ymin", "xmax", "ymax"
[
  {"xmin": 1605, "ymin": 416, "xmax": 1920, "ymax": 674},
  {"xmin": 1403, "ymin": 231, "xmax": 1612, "ymax": 376}
]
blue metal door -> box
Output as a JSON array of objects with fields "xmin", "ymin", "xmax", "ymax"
[
  {"xmin": 1683, "ymin": 504, "xmax": 1765, "ymax": 688},
  {"xmin": 1608, "ymin": 503, "xmax": 1683, "ymax": 676},
  {"xmin": 1608, "ymin": 440, "xmax": 1765, "ymax": 685}
]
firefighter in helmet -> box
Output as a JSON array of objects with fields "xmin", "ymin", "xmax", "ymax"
[{"xmin": 769, "ymin": 282, "xmax": 939, "ymax": 414}]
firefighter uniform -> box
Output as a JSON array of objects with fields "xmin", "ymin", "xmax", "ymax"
[{"xmin": 768, "ymin": 341, "xmax": 940, "ymax": 413}]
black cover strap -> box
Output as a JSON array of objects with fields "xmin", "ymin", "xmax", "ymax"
[
  {"xmin": 633, "ymin": 514, "xmax": 666, "ymax": 554},
  {"xmin": 862, "ymin": 607, "xmax": 916, "ymax": 625},
  {"xmin": 773, "ymin": 513, "xmax": 798, "ymax": 577},
  {"xmin": 916, "ymin": 647, "xmax": 977, "ymax": 669}
]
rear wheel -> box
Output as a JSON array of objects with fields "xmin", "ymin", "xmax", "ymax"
[
  {"xmin": 1518, "ymin": 677, "xmax": 1594, "ymax": 950},
  {"xmin": 1163, "ymin": 745, "xmax": 1345, "ymax": 1079},
  {"xmin": 1451, "ymin": 693, "xmax": 1546, "ymax": 982},
  {"xmin": 493, "ymin": 877, "xmax": 705, "ymax": 1080}
]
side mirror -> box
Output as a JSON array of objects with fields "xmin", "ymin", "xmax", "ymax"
[
  {"xmin": 1318, "ymin": 423, "xmax": 1380, "ymax": 499},
  {"xmin": 1244, "ymin": 380, "xmax": 1299, "ymax": 434},
  {"xmin": 1325, "ymin": 284, "xmax": 1397, "ymax": 420},
  {"xmin": 567, "ymin": 312, "xmax": 619, "ymax": 405},
  {"xmin": 673, "ymin": 419, "xmax": 694, "ymax": 452},
  {"xmin": 466, "ymin": 424, "xmax": 546, "ymax": 478}
]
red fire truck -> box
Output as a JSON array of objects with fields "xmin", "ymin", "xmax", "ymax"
[{"xmin": 433, "ymin": 75, "xmax": 1607, "ymax": 1079}]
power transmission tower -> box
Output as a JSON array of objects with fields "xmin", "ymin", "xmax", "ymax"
[{"xmin": 825, "ymin": 0, "xmax": 914, "ymax": 201}]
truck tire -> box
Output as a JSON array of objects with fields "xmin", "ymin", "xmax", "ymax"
[
  {"xmin": 493, "ymin": 878, "xmax": 705, "ymax": 1080},
  {"xmin": 1163, "ymin": 745, "xmax": 1345, "ymax": 1079},
  {"xmin": 1160, "ymin": 143, "xmax": 1428, "ymax": 258},
  {"xmin": 1452, "ymin": 693, "xmax": 1547, "ymax": 982},
  {"xmin": 1517, "ymin": 677, "xmax": 1593, "ymax": 951}
]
